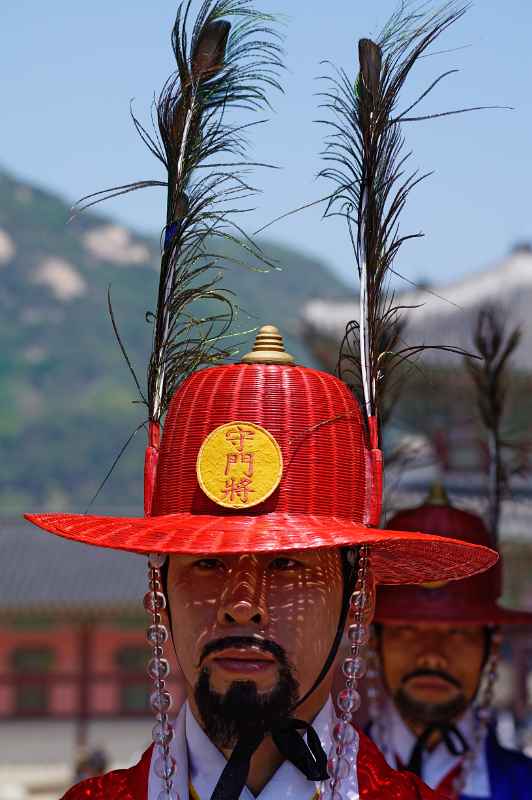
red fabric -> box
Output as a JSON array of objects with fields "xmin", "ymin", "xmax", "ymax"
[
  {"xmin": 357, "ymin": 729, "xmax": 447, "ymax": 799},
  {"xmin": 376, "ymin": 502, "xmax": 532, "ymax": 624},
  {"xmin": 434, "ymin": 762, "xmax": 463, "ymax": 799},
  {"xmin": 25, "ymin": 364, "xmax": 497, "ymax": 585},
  {"xmin": 144, "ymin": 421, "xmax": 161, "ymax": 516},
  {"xmin": 61, "ymin": 731, "xmax": 445, "ymax": 800},
  {"xmin": 61, "ymin": 744, "xmax": 152, "ymax": 799},
  {"xmin": 394, "ymin": 753, "xmax": 461, "ymax": 799}
]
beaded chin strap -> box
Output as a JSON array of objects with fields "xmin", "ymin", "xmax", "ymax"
[
  {"xmin": 321, "ymin": 545, "xmax": 376, "ymax": 800},
  {"xmin": 452, "ymin": 627, "xmax": 502, "ymax": 796},
  {"xmin": 145, "ymin": 553, "xmax": 179, "ymax": 800}
]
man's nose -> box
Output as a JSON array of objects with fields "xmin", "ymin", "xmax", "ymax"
[
  {"xmin": 416, "ymin": 649, "xmax": 449, "ymax": 671},
  {"xmin": 217, "ymin": 556, "xmax": 269, "ymax": 627}
]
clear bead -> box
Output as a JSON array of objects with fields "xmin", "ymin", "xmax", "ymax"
[
  {"xmin": 328, "ymin": 754, "xmax": 351, "ymax": 780},
  {"xmin": 327, "ymin": 755, "xmax": 337, "ymax": 777},
  {"xmin": 347, "ymin": 624, "xmax": 369, "ymax": 646},
  {"xmin": 150, "ymin": 689, "xmax": 172, "ymax": 713},
  {"xmin": 349, "ymin": 589, "xmax": 366, "ymax": 611},
  {"xmin": 331, "ymin": 788, "xmax": 345, "ymax": 800},
  {"xmin": 333, "ymin": 720, "xmax": 356, "ymax": 745},
  {"xmin": 147, "ymin": 624, "xmax": 169, "ymax": 646},
  {"xmin": 337, "ymin": 687, "xmax": 361, "ymax": 713},
  {"xmin": 154, "ymin": 754, "xmax": 176, "ymax": 780},
  {"xmin": 148, "ymin": 658, "xmax": 170, "ymax": 680},
  {"xmin": 342, "ymin": 741, "xmax": 358, "ymax": 764},
  {"xmin": 342, "ymin": 656, "xmax": 366, "ymax": 680},
  {"xmin": 153, "ymin": 645, "xmax": 164, "ymax": 659},
  {"xmin": 156, "ymin": 791, "xmax": 178, "ymax": 800},
  {"xmin": 149, "ymin": 553, "xmax": 167, "ymax": 569},
  {"xmin": 153, "ymin": 720, "xmax": 174, "ymax": 746},
  {"xmin": 144, "ymin": 591, "xmax": 166, "ymax": 613}
]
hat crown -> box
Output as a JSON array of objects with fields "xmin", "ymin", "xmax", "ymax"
[
  {"xmin": 387, "ymin": 498, "xmax": 491, "ymax": 549},
  {"xmin": 152, "ymin": 361, "xmax": 374, "ymax": 523},
  {"xmin": 377, "ymin": 493, "xmax": 504, "ymax": 622}
]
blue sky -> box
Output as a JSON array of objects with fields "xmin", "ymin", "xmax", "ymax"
[{"xmin": 2, "ymin": 0, "xmax": 531, "ymax": 286}]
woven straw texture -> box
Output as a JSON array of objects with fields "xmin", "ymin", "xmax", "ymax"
[{"xmin": 26, "ymin": 364, "xmax": 497, "ymax": 585}]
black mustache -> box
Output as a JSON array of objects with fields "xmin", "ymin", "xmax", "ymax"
[
  {"xmin": 200, "ymin": 635, "xmax": 288, "ymax": 666},
  {"xmin": 402, "ymin": 668, "xmax": 462, "ymax": 690}
]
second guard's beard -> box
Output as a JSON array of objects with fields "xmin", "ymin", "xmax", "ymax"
[
  {"xmin": 394, "ymin": 686, "xmax": 469, "ymax": 726},
  {"xmin": 194, "ymin": 662, "xmax": 299, "ymax": 749}
]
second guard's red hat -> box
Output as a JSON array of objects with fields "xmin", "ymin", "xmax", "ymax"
[{"xmin": 375, "ymin": 484, "xmax": 531, "ymax": 624}]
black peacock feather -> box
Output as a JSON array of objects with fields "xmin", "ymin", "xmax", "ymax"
[
  {"xmin": 318, "ymin": 1, "xmax": 503, "ymax": 440},
  {"xmin": 76, "ymin": 0, "xmax": 283, "ymax": 424},
  {"xmin": 465, "ymin": 306, "xmax": 522, "ymax": 547}
]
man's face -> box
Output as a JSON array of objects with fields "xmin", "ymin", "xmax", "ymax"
[
  {"xmin": 380, "ymin": 623, "xmax": 486, "ymax": 726},
  {"xmin": 167, "ymin": 548, "xmax": 343, "ymax": 744}
]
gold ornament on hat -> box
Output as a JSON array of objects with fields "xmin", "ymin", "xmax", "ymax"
[{"xmin": 241, "ymin": 324, "xmax": 295, "ymax": 365}]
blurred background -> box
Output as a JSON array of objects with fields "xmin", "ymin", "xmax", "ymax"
[{"xmin": 1, "ymin": 1, "xmax": 532, "ymax": 796}]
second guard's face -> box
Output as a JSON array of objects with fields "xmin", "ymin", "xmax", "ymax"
[
  {"xmin": 380, "ymin": 623, "xmax": 485, "ymax": 711},
  {"xmin": 167, "ymin": 548, "xmax": 344, "ymax": 700}
]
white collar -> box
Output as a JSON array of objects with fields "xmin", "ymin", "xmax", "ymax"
[
  {"xmin": 371, "ymin": 698, "xmax": 490, "ymax": 798},
  {"xmin": 149, "ymin": 698, "xmax": 358, "ymax": 800}
]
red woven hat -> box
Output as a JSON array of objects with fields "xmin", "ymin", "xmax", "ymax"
[
  {"xmin": 375, "ymin": 484, "xmax": 531, "ymax": 624},
  {"xmin": 26, "ymin": 336, "xmax": 496, "ymax": 585}
]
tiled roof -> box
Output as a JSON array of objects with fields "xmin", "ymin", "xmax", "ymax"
[{"xmin": 1, "ymin": 518, "xmax": 146, "ymax": 612}]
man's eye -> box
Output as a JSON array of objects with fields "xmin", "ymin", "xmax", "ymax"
[
  {"xmin": 449, "ymin": 628, "xmax": 470, "ymax": 639},
  {"xmin": 269, "ymin": 557, "xmax": 300, "ymax": 572},
  {"xmin": 194, "ymin": 558, "xmax": 224, "ymax": 571},
  {"xmin": 395, "ymin": 626, "xmax": 416, "ymax": 637}
]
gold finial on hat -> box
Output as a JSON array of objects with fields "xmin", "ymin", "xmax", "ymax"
[
  {"xmin": 425, "ymin": 481, "xmax": 451, "ymax": 506},
  {"xmin": 241, "ymin": 325, "xmax": 296, "ymax": 365}
]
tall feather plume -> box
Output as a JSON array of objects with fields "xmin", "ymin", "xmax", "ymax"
[
  {"xmin": 76, "ymin": 0, "xmax": 282, "ymax": 424},
  {"xmin": 465, "ymin": 307, "xmax": 522, "ymax": 546},
  {"xmin": 319, "ymin": 1, "xmax": 500, "ymax": 443},
  {"xmin": 76, "ymin": 1, "xmax": 282, "ymax": 513}
]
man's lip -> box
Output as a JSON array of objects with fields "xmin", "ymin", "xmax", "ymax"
[
  {"xmin": 406, "ymin": 676, "xmax": 457, "ymax": 692},
  {"xmin": 210, "ymin": 648, "xmax": 276, "ymax": 663},
  {"xmin": 206, "ymin": 648, "xmax": 277, "ymax": 674}
]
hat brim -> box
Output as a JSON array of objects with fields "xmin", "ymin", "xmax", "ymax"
[
  {"xmin": 375, "ymin": 604, "xmax": 532, "ymax": 626},
  {"xmin": 24, "ymin": 511, "xmax": 497, "ymax": 585}
]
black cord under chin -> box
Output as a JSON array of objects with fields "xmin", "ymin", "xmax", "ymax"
[{"xmin": 290, "ymin": 546, "xmax": 359, "ymax": 712}]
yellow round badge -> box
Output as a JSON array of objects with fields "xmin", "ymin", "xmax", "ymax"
[{"xmin": 196, "ymin": 421, "xmax": 283, "ymax": 509}]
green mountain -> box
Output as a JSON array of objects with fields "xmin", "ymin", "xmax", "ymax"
[{"xmin": 0, "ymin": 169, "xmax": 347, "ymax": 514}]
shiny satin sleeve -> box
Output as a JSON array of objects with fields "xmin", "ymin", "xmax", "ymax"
[
  {"xmin": 357, "ymin": 729, "xmax": 449, "ymax": 800},
  {"xmin": 61, "ymin": 745, "xmax": 153, "ymax": 800}
]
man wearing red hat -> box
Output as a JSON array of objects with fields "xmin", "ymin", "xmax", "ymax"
[
  {"xmin": 368, "ymin": 485, "xmax": 532, "ymax": 800},
  {"xmin": 28, "ymin": 333, "xmax": 496, "ymax": 800},
  {"xmin": 23, "ymin": 2, "xmax": 501, "ymax": 798}
]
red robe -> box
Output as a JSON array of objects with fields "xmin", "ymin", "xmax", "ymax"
[{"xmin": 61, "ymin": 729, "xmax": 447, "ymax": 799}]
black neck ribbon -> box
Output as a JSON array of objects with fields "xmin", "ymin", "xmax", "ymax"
[
  {"xmin": 210, "ymin": 718, "xmax": 329, "ymax": 800},
  {"xmin": 405, "ymin": 723, "xmax": 469, "ymax": 777}
]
